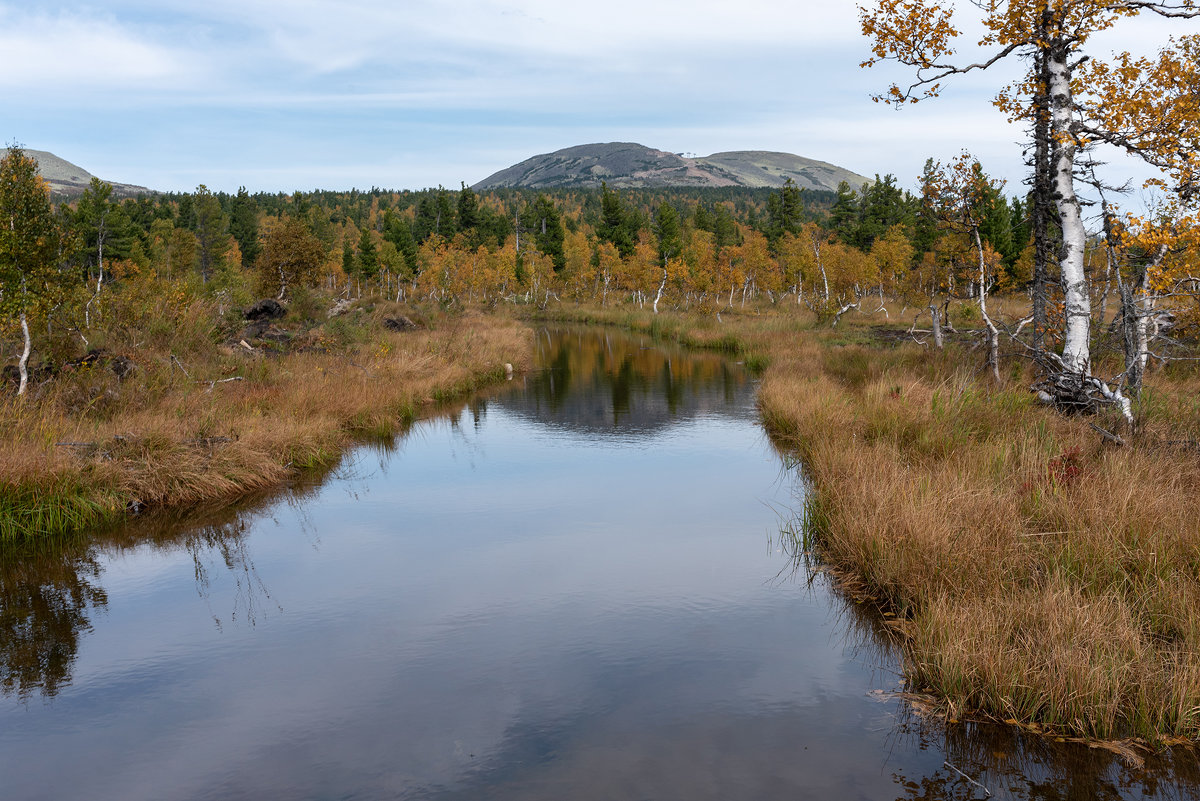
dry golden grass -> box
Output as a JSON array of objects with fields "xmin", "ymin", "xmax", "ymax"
[
  {"xmin": 757, "ymin": 317, "xmax": 1200, "ymax": 741},
  {"xmin": 0, "ymin": 308, "xmax": 531, "ymax": 539}
]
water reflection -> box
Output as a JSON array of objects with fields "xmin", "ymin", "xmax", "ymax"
[
  {"xmin": 506, "ymin": 328, "xmax": 753, "ymax": 437},
  {"xmin": 0, "ymin": 541, "xmax": 107, "ymax": 699},
  {"xmin": 881, "ymin": 713, "xmax": 1200, "ymax": 800},
  {"xmin": 0, "ymin": 484, "xmax": 327, "ymax": 699}
]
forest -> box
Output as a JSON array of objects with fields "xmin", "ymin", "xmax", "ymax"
[{"xmin": 2, "ymin": 150, "xmax": 1072, "ymax": 384}]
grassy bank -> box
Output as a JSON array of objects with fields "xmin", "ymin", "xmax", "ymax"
[
  {"xmin": 537, "ymin": 301, "xmax": 1200, "ymax": 745},
  {"xmin": 1, "ymin": 303, "xmax": 530, "ymax": 541}
]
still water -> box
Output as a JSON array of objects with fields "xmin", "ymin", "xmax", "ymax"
[{"xmin": 1, "ymin": 328, "xmax": 1197, "ymax": 800}]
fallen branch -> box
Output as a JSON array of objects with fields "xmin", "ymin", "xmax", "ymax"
[
  {"xmin": 1090, "ymin": 423, "xmax": 1127, "ymax": 447},
  {"xmin": 943, "ymin": 761, "xmax": 992, "ymax": 797},
  {"xmin": 198, "ymin": 376, "xmax": 245, "ymax": 392},
  {"xmin": 831, "ymin": 301, "xmax": 861, "ymax": 328}
]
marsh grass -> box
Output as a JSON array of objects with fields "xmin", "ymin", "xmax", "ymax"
[
  {"xmin": 1, "ymin": 306, "xmax": 530, "ymax": 541},
  {"xmin": 759, "ymin": 321, "xmax": 1200, "ymax": 742}
]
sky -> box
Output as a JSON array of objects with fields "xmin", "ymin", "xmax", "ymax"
[{"xmin": 0, "ymin": 1, "xmax": 1188, "ymax": 197}]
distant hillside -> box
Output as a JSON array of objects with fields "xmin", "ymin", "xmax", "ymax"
[
  {"xmin": 474, "ymin": 142, "xmax": 873, "ymax": 193},
  {"xmin": 19, "ymin": 149, "xmax": 152, "ymax": 198}
]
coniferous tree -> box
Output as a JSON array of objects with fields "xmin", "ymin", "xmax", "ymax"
[
  {"xmin": 175, "ymin": 194, "xmax": 197, "ymax": 231},
  {"xmin": 855, "ymin": 174, "xmax": 912, "ymax": 251},
  {"xmin": 74, "ymin": 179, "xmax": 135, "ymax": 276},
  {"xmin": 653, "ymin": 201, "xmax": 682, "ymax": 266},
  {"xmin": 193, "ymin": 185, "xmax": 227, "ymax": 283},
  {"xmin": 710, "ymin": 204, "xmax": 741, "ymax": 250},
  {"xmin": 383, "ymin": 211, "xmax": 419, "ymax": 276},
  {"xmin": 342, "ymin": 240, "xmax": 355, "ymax": 283},
  {"xmin": 520, "ymin": 194, "xmax": 566, "ymax": 272},
  {"xmin": 596, "ymin": 183, "xmax": 636, "ymax": 258},
  {"xmin": 457, "ymin": 183, "xmax": 479, "ymax": 232},
  {"xmin": 357, "ymin": 227, "xmax": 378, "ymax": 283},
  {"xmin": 829, "ymin": 181, "xmax": 859, "ymax": 245},
  {"xmin": 229, "ymin": 187, "xmax": 260, "ymax": 268},
  {"xmin": 912, "ymin": 159, "xmax": 941, "ymax": 257},
  {"xmin": 765, "ymin": 178, "xmax": 804, "ymax": 247}
]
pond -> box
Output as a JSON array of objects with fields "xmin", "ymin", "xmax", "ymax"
[{"xmin": 1, "ymin": 327, "xmax": 1196, "ymax": 800}]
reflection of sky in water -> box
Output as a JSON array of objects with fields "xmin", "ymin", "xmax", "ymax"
[{"xmin": 0, "ymin": 330, "xmax": 1192, "ymax": 800}]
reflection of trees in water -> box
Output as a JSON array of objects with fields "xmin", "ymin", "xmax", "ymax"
[
  {"xmin": 776, "ymin": 509, "xmax": 1200, "ymax": 800},
  {"xmin": 885, "ymin": 713, "xmax": 1200, "ymax": 800},
  {"xmin": 510, "ymin": 328, "xmax": 753, "ymax": 434},
  {"xmin": 0, "ymin": 543, "xmax": 107, "ymax": 699},
  {"xmin": 0, "ymin": 475, "xmax": 330, "ymax": 700},
  {"xmin": 183, "ymin": 518, "xmax": 278, "ymax": 630}
]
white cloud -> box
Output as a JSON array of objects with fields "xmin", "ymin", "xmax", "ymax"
[
  {"xmin": 0, "ymin": 6, "xmax": 193, "ymax": 89},
  {"xmin": 168, "ymin": 0, "xmax": 864, "ymax": 65}
]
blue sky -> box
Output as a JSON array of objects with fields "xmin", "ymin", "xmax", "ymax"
[{"xmin": 0, "ymin": 1, "xmax": 1185, "ymax": 197}]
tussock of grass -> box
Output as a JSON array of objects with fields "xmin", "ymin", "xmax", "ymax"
[{"xmin": 1, "ymin": 309, "xmax": 531, "ymax": 541}]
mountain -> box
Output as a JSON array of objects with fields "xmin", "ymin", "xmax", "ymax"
[
  {"xmin": 19, "ymin": 149, "xmax": 152, "ymax": 198},
  {"xmin": 474, "ymin": 142, "xmax": 873, "ymax": 192}
]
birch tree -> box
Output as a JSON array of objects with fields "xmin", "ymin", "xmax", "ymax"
[
  {"xmin": 256, "ymin": 216, "xmax": 326, "ymax": 301},
  {"xmin": 74, "ymin": 177, "xmax": 119, "ymax": 328},
  {"xmin": 0, "ymin": 147, "xmax": 64, "ymax": 396},
  {"xmin": 927, "ymin": 155, "xmax": 1006, "ymax": 380},
  {"xmin": 860, "ymin": 0, "xmax": 1199, "ymax": 413}
]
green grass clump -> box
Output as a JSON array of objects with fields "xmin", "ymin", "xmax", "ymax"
[{"xmin": 0, "ymin": 482, "xmax": 125, "ymax": 542}]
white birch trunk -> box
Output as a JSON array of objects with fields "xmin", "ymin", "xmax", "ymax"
[
  {"xmin": 1048, "ymin": 48, "xmax": 1091, "ymax": 376},
  {"xmin": 974, "ymin": 229, "xmax": 1000, "ymax": 382},
  {"xmin": 17, "ymin": 312, "xmax": 30, "ymax": 396},
  {"xmin": 653, "ymin": 267, "xmax": 666, "ymax": 314}
]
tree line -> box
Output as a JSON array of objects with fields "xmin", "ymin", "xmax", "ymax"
[{"xmin": 2, "ymin": 127, "xmax": 1196, "ymax": 403}]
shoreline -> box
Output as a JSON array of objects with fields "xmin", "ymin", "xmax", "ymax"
[{"xmin": 0, "ymin": 310, "xmax": 532, "ymax": 542}]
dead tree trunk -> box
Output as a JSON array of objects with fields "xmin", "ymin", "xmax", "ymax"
[
  {"xmin": 17, "ymin": 312, "xmax": 31, "ymax": 397},
  {"xmin": 929, "ymin": 303, "xmax": 945, "ymax": 349}
]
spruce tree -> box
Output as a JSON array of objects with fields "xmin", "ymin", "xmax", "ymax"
[{"xmin": 229, "ymin": 187, "xmax": 260, "ymax": 268}]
